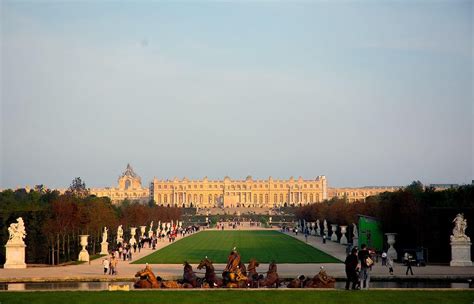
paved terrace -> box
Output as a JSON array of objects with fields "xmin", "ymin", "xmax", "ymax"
[{"xmin": 0, "ymin": 227, "xmax": 472, "ymax": 282}]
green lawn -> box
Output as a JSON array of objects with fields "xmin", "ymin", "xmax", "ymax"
[
  {"xmin": 133, "ymin": 230, "xmax": 340, "ymax": 264},
  {"xmin": 0, "ymin": 290, "xmax": 472, "ymax": 304}
]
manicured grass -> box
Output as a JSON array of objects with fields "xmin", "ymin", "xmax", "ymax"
[
  {"xmin": 0, "ymin": 290, "xmax": 472, "ymax": 304},
  {"xmin": 133, "ymin": 230, "xmax": 340, "ymax": 264}
]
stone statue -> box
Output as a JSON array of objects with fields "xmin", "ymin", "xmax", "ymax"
[
  {"xmin": 323, "ymin": 220, "xmax": 328, "ymax": 231},
  {"xmin": 451, "ymin": 214, "xmax": 470, "ymax": 242},
  {"xmin": 7, "ymin": 217, "xmax": 26, "ymax": 245},
  {"xmin": 352, "ymin": 223, "xmax": 358, "ymax": 238},
  {"xmin": 102, "ymin": 227, "xmax": 108, "ymax": 243},
  {"xmin": 150, "ymin": 221, "xmax": 154, "ymax": 231},
  {"xmin": 117, "ymin": 225, "xmax": 124, "ymax": 243},
  {"xmin": 316, "ymin": 219, "xmax": 321, "ymax": 236}
]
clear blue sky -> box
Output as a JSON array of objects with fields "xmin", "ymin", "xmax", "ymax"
[{"xmin": 1, "ymin": 1, "xmax": 472, "ymax": 188}]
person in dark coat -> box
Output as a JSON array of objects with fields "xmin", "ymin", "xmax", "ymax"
[{"xmin": 345, "ymin": 247, "xmax": 359, "ymax": 290}]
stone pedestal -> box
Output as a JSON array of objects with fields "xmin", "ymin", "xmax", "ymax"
[
  {"xmin": 340, "ymin": 226, "xmax": 348, "ymax": 245},
  {"xmin": 331, "ymin": 224, "xmax": 338, "ymax": 242},
  {"xmin": 4, "ymin": 243, "xmax": 27, "ymax": 269},
  {"xmin": 78, "ymin": 235, "xmax": 89, "ymax": 262},
  {"xmin": 385, "ymin": 233, "xmax": 398, "ymax": 260},
  {"xmin": 100, "ymin": 241, "xmax": 109, "ymax": 255},
  {"xmin": 450, "ymin": 240, "xmax": 472, "ymax": 266}
]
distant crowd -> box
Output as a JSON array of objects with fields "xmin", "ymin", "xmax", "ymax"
[{"xmin": 102, "ymin": 225, "xmax": 200, "ymax": 275}]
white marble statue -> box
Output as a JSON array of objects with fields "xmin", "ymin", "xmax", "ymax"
[
  {"xmin": 451, "ymin": 213, "xmax": 470, "ymax": 242},
  {"xmin": 102, "ymin": 227, "xmax": 108, "ymax": 243},
  {"xmin": 150, "ymin": 221, "xmax": 154, "ymax": 231},
  {"xmin": 450, "ymin": 213, "xmax": 472, "ymax": 266},
  {"xmin": 7, "ymin": 217, "xmax": 26, "ymax": 245},
  {"xmin": 323, "ymin": 219, "xmax": 328, "ymax": 231},
  {"xmin": 352, "ymin": 223, "xmax": 358, "ymax": 238},
  {"xmin": 117, "ymin": 225, "xmax": 124, "ymax": 244}
]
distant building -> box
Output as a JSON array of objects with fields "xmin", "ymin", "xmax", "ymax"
[
  {"xmin": 429, "ymin": 184, "xmax": 459, "ymax": 190},
  {"xmin": 150, "ymin": 176, "xmax": 328, "ymax": 208},
  {"xmin": 89, "ymin": 164, "xmax": 149, "ymax": 204},
  {"xmin": 327, "ymin": 186, "xmax": 400, "ymax": 203}
]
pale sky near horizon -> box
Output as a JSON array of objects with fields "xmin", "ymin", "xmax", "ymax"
[{"xmin": 1, "ymin": 1, "xmax": 472, "ymax": 189}]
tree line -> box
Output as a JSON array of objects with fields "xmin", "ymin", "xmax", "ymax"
[
  {"xmin": 295, "ymin": 182, "xmax": 474, "ymax": 263},
  {"xmin": 0, "ymin": 179, "xmax": 181, "ymax": 265}
]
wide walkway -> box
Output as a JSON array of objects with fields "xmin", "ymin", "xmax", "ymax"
[
  {"xmin": 0, "ymin": 228, "xmax": 472, "ymax": 282},
  {"xmin": 285, "ymin": 230, "xmax": 474, "ymax": 279}
]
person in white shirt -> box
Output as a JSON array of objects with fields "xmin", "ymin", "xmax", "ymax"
[{"xmin": 102, "ymin": 258, "xmax": 110, "ymax": 275}]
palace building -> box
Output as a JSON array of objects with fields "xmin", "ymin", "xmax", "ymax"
[
  {"xmin": 89, "ymin": 164, "xmax": 149, "ymax": 204},
  {"xmin": 150, "ymin": 175, "xmax": 328, "ymax": 208},
  {"xmin": 87, "ymin": 164, "xmax": 400, "ymax": 207}
]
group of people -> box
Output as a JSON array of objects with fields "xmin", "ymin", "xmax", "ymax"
[
  {"xmin": 102, "ymin": 254, "xmax": 120, "ymax": 275},
  {"xmin": 344, "ymin": 244, "xmax": 398, "ymax": 290}
]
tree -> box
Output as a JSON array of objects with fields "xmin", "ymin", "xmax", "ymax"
[{"xmin": 67, "ymin": 177, "xmax": 89, "ymax": 198}]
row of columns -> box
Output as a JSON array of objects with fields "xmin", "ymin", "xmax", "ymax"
[{"xmin": 157, "ymin": 191, "xmax": 319, "ymax": 205}]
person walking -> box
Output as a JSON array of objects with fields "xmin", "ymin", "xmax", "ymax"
[
  {"xmin": 406, "ymin": 255, "xmax": 414, "ymax": 275},
  {"xmin": 387, "ymin": 256, "xmax": 394, "ymax": 275},
  {"xmin": 381, "ymin": 252, "xmax": 387, "ymax": 266},
  {"xmin": 304, "ymin": 230, "xmax": 309, "ymax": 243},
  {"xmin": 345, "ymin": 247, "xmax": 360, "ymax": 290},
  {"xmin": 102, "ymin": 258, "xmax": 110, "ymax": 275},
  {"xmin": 109, "ymin": 256, "xmax": 116, "ymax": 275},
  {"xmin": 358, "ymin": 244, "xmax": 372, "ymax": 289},
  {"xmin": 111, "ymin": 256, "xmax": 118, "ymax": 275}
]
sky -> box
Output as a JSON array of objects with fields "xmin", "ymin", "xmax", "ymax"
[{"xmin": 1, "ymin": 0, "xmax": 472, "ymax": 189}]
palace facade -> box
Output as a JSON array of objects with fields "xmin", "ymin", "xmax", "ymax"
[
  {"xmin": 86, "ymin": 164, "xmax": 402, "ymax": 207},
  {"xmin": 150, "ymin": 175, "xmax": 328, "ymax": 208},
  {"xmin": 327, "ymin": 186, "xmax": 400, "ymax": 203}
]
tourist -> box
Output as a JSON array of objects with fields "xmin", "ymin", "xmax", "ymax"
[
  {"xmin": 358, "ymin": 244, "xmax": 372, "ymax": 289},
  {"xmin": 387, "ymin": 256, "xmax": 394, "ymax": 275},
  {"xmin": 133, "ymin": 243, "xmax": 137, "ymax": 253},
  {"xmin": 304, "ymin": 230, "xmax": 308, "ymax": 243},
  {"xmin": 102, "ymin": 258, "xmax": 110, "ymax": 275},
  {"xmin": 406, "ymin": 254, "xmax": 414, "ymax": 275},
  {"xmin": 323, "ymin": 235, "xmax": 326, "ymax": 244},
  {"xmin": 109, "ymin": 256, "xmax": 116, "ymax": 275},
  {"xmin": 118, "ymin": 246, "xmax": 123, "ymax": 259},
  {"xmin": 123, "ymin": 247, "xmax": 127, "ymax": 261},
  {"xmin": 138, "ymin": 241, "xmax": 142, "ymax": 253},
  {"xmin": 344, "ymin": 247, "xmax": 359, "ymax": 290},
  {"xmin": 381, "ymin": 251, "xmax": 387, "ymax": 266}
]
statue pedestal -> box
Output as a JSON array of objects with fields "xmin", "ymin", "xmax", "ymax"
[
  {"xmin": 4, "ymin": 243, "xmax": 27, "ymax": 269},
  {"xmin": 450, "ymin": 240, "xmax": 472, "ymax": 266},
  {"xmin": 100, "ymin": 242, "xmax": 109, "ymax": 255},
  {"xmin": 78, "ymin": 250, "xmax": 89, "ymax": 262}
]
